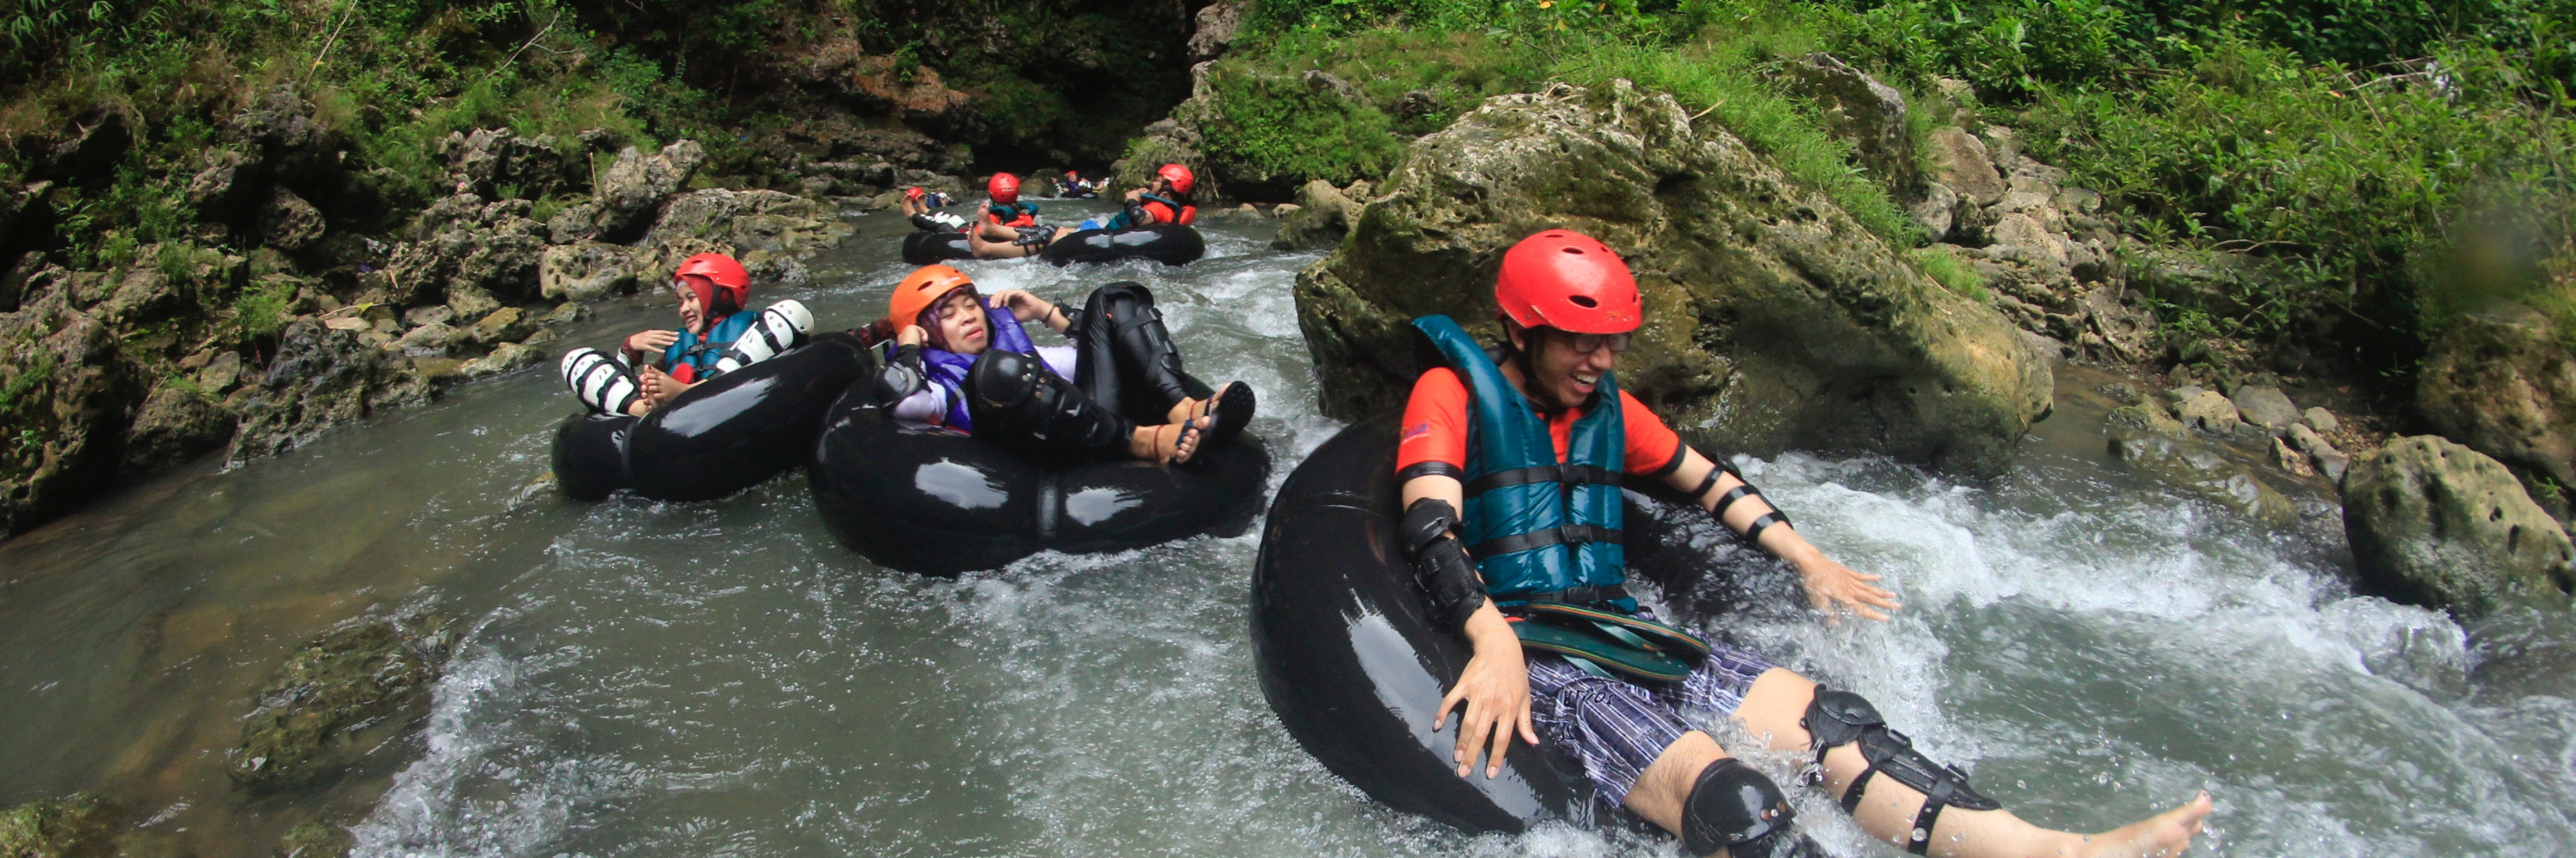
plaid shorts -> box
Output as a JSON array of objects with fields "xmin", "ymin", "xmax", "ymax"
[{"xmin": 1525, "ymin": 619, "xmax": 1777, "ymax": 803}]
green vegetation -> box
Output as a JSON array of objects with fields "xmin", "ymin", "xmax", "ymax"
[
  {"xmin": 1215, "ymin": 0, "xmax": 2576, "ymax": 386},
  {"xmin": 1913, "ymin": 245, "xmax": 1988, "ymax": 300}
]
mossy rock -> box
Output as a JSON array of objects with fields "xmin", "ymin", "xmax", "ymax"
[
  {"xmin": 2345, "ymin": 435, "xmax": 2576, "ymax": 619},
  {"xmin": 1292, "ymin": 81, "xmax": 2051, "ymax": 477},
  {"xmin": 0, "ymin": 796, "xmax": 120, "ymax": 858},
  {"xmin": 275, "ymin": 821, "xmax": 354, "ymax": 858},
  {"xmin": 231, "ymin": 614, "xmax": 452, "ymax": 794}
]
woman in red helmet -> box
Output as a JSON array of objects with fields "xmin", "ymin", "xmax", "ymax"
[
  {"xmin": 1391, "ymin": 230, "xmax": 2211, "ymax": 858},
  {"xmin": 965, "ymin": 163, "xmax": 1200, "ymax": 257},
  {"xmin": 557, "ymin": 253, "xmax": 815, "ymax": 416},
  {"xmin": 868, "ymin": 264, "xmax": 1253, "ymax": 465}
]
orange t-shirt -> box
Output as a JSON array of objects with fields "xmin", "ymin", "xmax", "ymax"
[{"xmin": 1395, "ymin": 367, "xmax": 1682, "ymax": 478}]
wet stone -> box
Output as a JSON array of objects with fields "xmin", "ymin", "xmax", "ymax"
[
  {"xmin": 2174, "ymin": 390, "xmax": 2243, "ymax": 434},
  {"xmin": 2303, "ymin": 406, "xmax": 2339, "ymax": 435},
  {"xmin": 2231, "ymin": 385, "xmax": 2301, "ymax": 433},
  {"xmin": 231, "ymin": 615, "xmax": 451, "ymax": 794}
]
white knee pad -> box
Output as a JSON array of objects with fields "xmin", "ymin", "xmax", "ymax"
[
  {"xmin": 561, "ymin": 348, "xmax": 641, "ymax": 415},
  {"xmin": 712, "ymin": 299, "xmax": 814, "ymax": 375}
]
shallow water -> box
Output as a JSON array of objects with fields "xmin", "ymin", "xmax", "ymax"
[{"xmin": 2, "ymin": 203, "xmax": 2571, "ymax": 857}]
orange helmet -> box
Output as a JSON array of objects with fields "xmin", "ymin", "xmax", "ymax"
[
  {"xmin": 674, "ymin": 253, "xmax": 751, "ymax": 315},
  {"xmin": 1157, "ymin": 163, "xmax": 1195, "ymax": 194},
  {"xmin": 988, "ymin": 172, "xmax": 1020, "ymax": 204},
  {"xmin": 1493, "ymin": 230, "xmax": 1640, "ymax": 335},
  {"xmin": 888, "ymin": 264, "xmax": 977, "ymax": 328}
]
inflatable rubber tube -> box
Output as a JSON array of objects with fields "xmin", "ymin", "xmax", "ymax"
[
  {"xmin": 901, "ymin": 230, "xmax": 975, "ymax": 264},
  {"xmin": 1252, "ymin": 419, "xmax": 1766, "ymax": 834},
  {"xmin": 1040, "ymin": 224, "xmax": 1205, "ymax": 266},
  {"xmin": 550, "ymin": 333, "xmax": 873, "ymax": 502},
  {"xmin": 807, "ymin": 380, "xmax": 1271, "ymax": 575}
]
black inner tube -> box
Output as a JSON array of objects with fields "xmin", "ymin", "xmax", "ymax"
[
  {"xmin": 1040, "ymin": 224, "xmax": 1205, "ymax": 266},
  {"xmin": 808, "ymin": 380, "xmax": 1271, "ymax": 575},
  {"xmin": 901, "ymin": 230, "xmax": 975, "ymax": 265},
  {"xmin": 1251, "ymin": 418, "xmax": 1800, "ymax": 834},
  {"xmin": 550, "ymin": 334, "xmax": 872, "ymax": 503}
]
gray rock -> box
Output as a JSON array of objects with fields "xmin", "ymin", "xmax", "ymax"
[
  {"xmin": 386, "ymin": 194, "xmax": 546, "ymax": 306},
  {"xmin": 185, "ymin": 148, "xmax": 254, "ymax": 210},
  {"xmin": 1909, "ymin": 181, "xmax": 1956, "ymax": 244},
  {"xmin": 229, "ymin": 320, "xmax": 431, "ymax": 460},
  {"xmin": 2345, "ymin": 435, "xmax": 2576, "ymax": 618},
  {"xmin": 1292, "ymin": 81, "xmax": 2050, "ymax": 477},
  {"xmin": 538, "ymin": 241, "xmax": 641, "ymax": 302},
  {"xmin": 1924, "ymin": 127, "xmax": 2006, "ymax": 206},
  {"xmin": 1272, "ymin": 179, "xmax": 1363, "ymax": 250},
  {"xmin": 394, "ymin": 321, "xmax": 461, "ymax": 356},
  {"xmin": 465, "ymin": 307, "xmax": 532, "ymax": 345},
  {"xmin": 2230, "ymin": 384, "xmax": 2301, "ymax": 433},
  {"xmin": 459, "ymin": 341, "xmax": 544, "ymax": 379},
  {"xmin": 122, "ymin": 383, "xmax": 234, "ymax": 473},
  {"xmin": 1779, "ymin": 53, "xmax": 1916, "ymax": 189},
  {"xmin": 592, "ymin": 140, "xmax": 706, "ymax": 240},
  {"xmin": 2174, "ymin": 389, "xmax": 2243, "ymax": 433},
  {"xmin": 261, "ymin": 186, "xmax": 327, "ymax": 251},
  {"xmin": 2417, "ymin": 303, "xmax": 2576, "ymax": 488},
  {"xmin": 1187, "ymin": 0, "xmax": 1246, "ymax": 62},
  {"xmin": 199, "ymin": 350, "xmax": 244, "ymax": 392},
  {"xmin": 401, "ymin": 304, "xmax": 454, "ymax": 328},
  {"xmin": 2303, "ymin": 406, "xmax": 2339, "ymax": 434},
  {"xmin": 231, "ymin": 615, "xmax": 450, "ymax": 794},
  {"xmin": 2109, "ymin": 425, "xmax": 2295, "ymax": 526},
  {"xmin": 2287, "ymin": 423, "xmax": 2349, "ymax": 482}
]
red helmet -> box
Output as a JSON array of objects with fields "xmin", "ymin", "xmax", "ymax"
[
  {"xmin": 674, "ymin": 252, "xmax": 751, "ymax": 315},
  {"xmin": 1493, "ymin": 230, "xmax": 1640, "ymax": 335},
  {"xmin": 1157, "ymin": 163, "xmax": 1195, "ymax": 194},
  {"xmin": 988, "ymin": 172, "xmax": 1020, "ymax": 204}
]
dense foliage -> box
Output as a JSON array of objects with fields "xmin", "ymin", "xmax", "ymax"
[{"xmin": 1212, "ymin": 0, "xmax": 2576, "ymax": 386}]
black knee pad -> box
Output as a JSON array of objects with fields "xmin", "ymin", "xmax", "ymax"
[
  {"xmin": 1804, "ymin": 687, "xmax": 2000, "ymax": 855},
  {"xmin": 1682, "ymin": 757, "xmax": 1812, "ymax": 858},
  {"xmin": 967, "ymin": 350, "xmax": 1044, "ymax": 414},
  {"xmin": 966, "ymin": 350, "xmax": 1130, "ymax": 459}
]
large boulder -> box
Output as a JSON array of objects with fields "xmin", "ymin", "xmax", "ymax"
[
  {"xmin": 1272, "ymin": 179, "xmax": 1367, "ymax": 250},
  {"xmin": 592, "ymin": 140, "xmax": 706, "ymax": 241},
  {"xmin": 0, "ymin": 795, "xmax": 121, "ymax": 857},
  {"xmin": 386, "ymin": 194, "xmax": 546, "ymax": 307},
  {"xmin": 232, "ymin": 615, "xmax": 452, "ymax": 793},
  {"xmin": 538, "ymin": 241, "xmax": 642, "ymax": 302},
  {"xmin": 2417, "ymin": 303, "xmax": 2576, "ymax": 491},
  {"xmin": 227, "ymin": 320, "xmax": 430, "ymax": 461},
  {"xmin": 641, "ymin": 188, "xmax": 853, "ymax": 285},
  {"xmin": 2345, "ymin": 435, "xmax": 2576, "ymax": 618},
  {"xmin": 1779, "ymin": 53, "xmax": 1916, "ymax": 191},
  {"xmin": 1291, "ymin": 81, "xmax": 2052, "ymax": 476}
]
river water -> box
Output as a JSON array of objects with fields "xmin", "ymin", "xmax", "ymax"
[{"xmin": 2, "ymin": 204, "xmax": 2571, "ymax": 857}]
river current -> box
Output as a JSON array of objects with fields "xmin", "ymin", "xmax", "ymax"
[{"xmin": 3, "ymin": 204, "xmax": 2571, "ymax": 857}]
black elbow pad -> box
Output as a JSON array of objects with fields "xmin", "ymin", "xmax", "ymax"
[
  {"xmin": 873, "ymin": 344, "xmax": 927, "ymax": 404},
  {"xmin": 1401, "ymin": 498, "xmax": 1486, "ymax": 630}
]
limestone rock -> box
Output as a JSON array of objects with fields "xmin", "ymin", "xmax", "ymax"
[
  {"xmin": 1924, "ymin": 127, "xmax": 2005, "ymax": 206},
  {"xmin": 2345, "ymin": 435, "xmax": 2576, "ymax": 617},
  {"xmin": 2417, "ymin": 303, "xmax": 2576, "ymax": 488},
  {"xmin": 642, "ymin": 189, "xmax": 852, "ymax": 283},
  {"xmin": 2109, "ymin": 424, "xmax": 2295, "ymax": 526},
  {"xmin": 2287, "ymin": 422, "xmax": 2350, "ymax": 482},
  {"xmin": 2174, "ymin": 389, "xmax": 2244, "ymax": 434},
  {"xmin": 122, "ymin": 383, "xmax": 234, "ymax": 473},
  {"xmin": 2274, "ymin": 435, "xmax": 2315, "ymax": 477},
  {"xmin": 199, "ymin": 350, "xmax": 244, "ymax": 393},
  {"xmin": 1189, "ymin": 0, "xmax": 1246, "ymax": 62},
  {"xmin": 394, "ymin": 321, "xmax": 460, "ymax": 356},
  {"xmin": 538, "ymin": 241, "xmax": 641, "ymax": 302},
  {"xmin": 2230, "ymin": 384, "xmax": 2301, "ymax": 433},
  {"xmin": 593, "ymin": 140, "xmax": 706, "ymax": 241},
  {"xmin": 400, "ymin": 305, "xmax": 453, "ymax": 328},
  {"xmin": 386, "ymin": 194, "xmax": 545, "ymax": 306},
  {"xmin": 1273, "ymin": 179, "xmax": 1365, "ymax": 250},
  {"xmin": 185, "ymin": 148, "xmax": 255, "ymax": 211},
  {"xmin": 261, "ymin": 186, "xmax": 326, "ymax": 251},
  {"xmin": 1292, "ymin": 81, "xmax": 2051, "ymax": 476},
  {"xmin": 466, "ymin": 307, "xmax": 532, "ymax": 345},
  {"xmin": 2303, "ymin": 406, "xmax": 2339, "ymax": 434},
  {"xmin": 231, "ymin": 615, "xmax": 451, "ymax": 793},
  {"xmin": 439, "ymin": 127, "xmax": 581, "ymax": 199},
  {"xmin": 228, "ymin": 320, "xmax": 430, "ymax": 460},
  {"xmin": 1779, "ymin": 54, "xmax": 1916, "ymax": 189},
  {"xmin": 0, "ymin": 303, "xmax": 142, "ymax": 535},
  {"xmin": 459, "ymin": 341, "xmax": 544, "ymax": 379},
  {"xmin": 1909, "ymin": 181, "xmax": 1957, "ymax": 244}
]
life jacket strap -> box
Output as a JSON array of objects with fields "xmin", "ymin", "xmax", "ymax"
[
  {"xmin": 1470, "ymin": 523, "xmax": 1619, "ymax": 557},
  {"xmin": 1462, "ymin": 464, "xmax": 1623, "ymax": 497},
  {"xmin": 1506, "ymin": 583, "xmax": 1632, "ymax": 607}
]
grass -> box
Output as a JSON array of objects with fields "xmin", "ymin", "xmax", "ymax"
[{"xmin": 1912, "ymin": 245, "xmax": 1989, "ymax": 300}]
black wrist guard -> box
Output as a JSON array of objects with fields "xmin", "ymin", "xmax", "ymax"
[
  {"xmin": 1401, "ymin": 497, "xmax": 1486, "ymax": 630},
  {"xmin": 874, "ymin": 344, "xmax": 927, "ymax": 404}
]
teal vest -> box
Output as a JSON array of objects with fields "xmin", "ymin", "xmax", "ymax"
[
  {"xmin": 661, "ymin": 311, "xmax": 757, "ymax": 380},
  {"xmin": 1411, "ymin": 315, "xmax": 1630, "ymax": 609}
]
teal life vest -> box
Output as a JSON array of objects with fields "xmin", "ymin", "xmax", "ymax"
[
  {"xmin": 660, "ymin": 310, "xmax": 756, "ymax": 383},
  {"xmin": 1411, "ymin": 315, "xmax": 1631, "ymax": 611}
]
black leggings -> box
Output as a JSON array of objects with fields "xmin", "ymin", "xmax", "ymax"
[{"xmin": 963, "ymin": 283, "xmax": 1211, "ymax": 464}]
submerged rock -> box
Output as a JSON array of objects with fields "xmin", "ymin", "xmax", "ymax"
[
  {"xmin": 2107, "ymin": 413, "xmax": 2295, "ymax": 527},
  {"xmin": 2345, "ymin": 435, "xmax": 2576, "ymax": 618},
  {"xmin": 232, "ymin": 615, "xmax": 452, "ymax": 794},
  {"xmin": 228, "ymin": 320, "xmax": 430, "ymax": 461},
  {"xmin": 0, "ymin": 795, "xmax": 120, "ymax": 858},
  {"xmin": 1292, "ymin": 81, "xmax": 2051, "ymax": 476}
]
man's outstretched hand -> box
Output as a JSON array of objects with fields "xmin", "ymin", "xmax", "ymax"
[
  {"xmin": 1437, "ymin": 608, "xmax": 1539, "ymax": 778},
  {"xmin": 1789, "ymin": 552, "xmax": 1899, "ymax": 622}
]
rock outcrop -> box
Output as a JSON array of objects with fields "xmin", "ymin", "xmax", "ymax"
[
  {"xmin": 2417, "ymin": 303, "xmax": 2576, "ymax": 491},
  {"xmin": 2344, "ymin": 435, "xmax": 2576, "ymax": 618},
  {"xmin": 1272, "ymin": 179, "xmax": 1368, "ymax": 250},
  {"xmin": 1292, "ymin": 81, "xmax": 2052, "ymax": 476},
  {"xmin": 0, "ymin": 795, "xmax": 120, "ymax": 857}
]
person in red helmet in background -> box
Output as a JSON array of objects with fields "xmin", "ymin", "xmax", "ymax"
[
  {"xmin": 1393, "ymin": 230, "xmax": 2210, "ymax": 858},
  {"xmin": 983, "ymin": 173, "xmax": 1041, "ymax": 227},
  {"xmin": 557, "ymin": 253, "xmax": 816, "ymax": 417},
  {"xmin": 902, "ymin": 185, "xmax": 966, "ymax": 233},
  {"xmin": 1061, "ymin": 169, "xmax": 1098, "ymax": 198},
  {"xmin": 967, "ymin": 163, "xmax": 1200, "ymax": 257}
]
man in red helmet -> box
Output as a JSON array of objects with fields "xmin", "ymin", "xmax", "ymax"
[
  {"xmin": 1394, "ymin": 230, "xmax": 2210, "ymax": 858},
  {"xmin": 965, "ymin": 163, "xmax": 1200, "ymax": 257},
  {"xmin": 557, "ymin": 253, "xmax": 816, "ymax": 416},
  {"xmin": 983, "ymin": 173, "xmax": 1040, "ymax": 227}
]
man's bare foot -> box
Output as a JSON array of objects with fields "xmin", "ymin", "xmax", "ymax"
[
  {"xmin": 1165, "ymin": 394, "xmax": 1208, "ymax": 426},
  {"xmin": 2065, "ymin": 792, "xmax": 2212, "ymax": 858}
]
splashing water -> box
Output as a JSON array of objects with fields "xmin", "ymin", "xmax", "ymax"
[{"xmin": 0, "ymin": 202, "xmax": 2568, "ymax": 857}]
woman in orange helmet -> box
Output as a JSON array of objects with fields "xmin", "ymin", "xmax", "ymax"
[
  {"xmin": 868, "ymin": 263, "xmax": 1253, "ymax": 465},
  {"xmin": 558, "ymin": 253, "xmax": 813, "ymax": 416}
]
